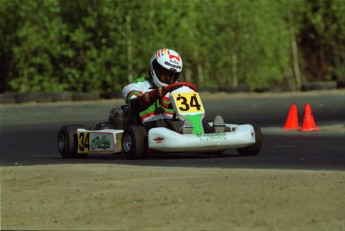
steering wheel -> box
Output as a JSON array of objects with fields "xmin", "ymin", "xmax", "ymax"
[{"xmin": 165, "ymin": 82, "xmax": 198, "ymax": 92}]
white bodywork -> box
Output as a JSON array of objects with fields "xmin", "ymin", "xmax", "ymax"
[
  {"xmin": 76, "ymin": 124, "xmax": 256, "ymax": 154},
  {"xmin": 148, "ymin": 124, "xmax": 255, "ymax": 152}
]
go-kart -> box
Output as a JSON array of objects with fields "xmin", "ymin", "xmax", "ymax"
[{"xmin": 57, "ymin": 82, "xmax": 263, "ymax": 159}]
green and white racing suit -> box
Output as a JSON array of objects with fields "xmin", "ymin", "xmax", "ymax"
[{"xmin": 122, "ymin": 77, "xmax": 174, "ymax": 124}]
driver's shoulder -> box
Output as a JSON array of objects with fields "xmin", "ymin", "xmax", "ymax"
[
  {"xmin": 131, "ymin": 76, "xmax": 155, "ymax": 89},
  {"xmin": 133, "ymin": 76, "xmax": 150, "ymax": 84}
]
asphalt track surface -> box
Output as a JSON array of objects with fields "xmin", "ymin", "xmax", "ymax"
[{"xmin": 1, "ymin": 91, "xmax": 344, "ymax": 170}]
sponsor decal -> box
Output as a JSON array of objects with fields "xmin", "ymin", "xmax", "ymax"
[
  {"xmin": 197, "ymin": 133, "xmax": 227, "ymax": 142},
  {"xmin": 164, "ymin": 61, "xmax": 182, "ymax": 70},
  {"xmin": 168, "ymin": 53, "xmax": 180, "ymax": 62},
  {"xmin": 91, "ymin": 135, "xmax": 111, "ymax": 150},
  {"xmin": 170, "ymin": 59, "xmax": 180, "ymax": 65},
  {"xmin": 153, "ymin": 137, "xmax": 165, "ymax": 143}
]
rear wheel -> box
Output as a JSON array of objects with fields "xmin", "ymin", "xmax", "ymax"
[
  {"xmin": 57, "ymin": 124, "xmax": 87, "ymax": 158},
  {"xmin": 237, "ymin": 123, "xmax": 263, "ymax": 156},
  {"xmin": 122, "ymin": 126, "xmax": 148, "ymax": 159}
]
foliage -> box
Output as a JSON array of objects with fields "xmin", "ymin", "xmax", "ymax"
[
  {"xmin": 296, "ymin": 0, "xmax": 345, "ymax": 81},
  {"xmin": 0, "ymin": 0, "xmax": 344, "ymax": 93}
]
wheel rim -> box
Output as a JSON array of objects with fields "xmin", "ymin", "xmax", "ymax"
[
  {"xmin": 122, "ymin": 133, "xmax": 132, "ymax": 153},
  {"xmin": 58, "ymin": 133, "xmax": 66, "ymax": 152}
]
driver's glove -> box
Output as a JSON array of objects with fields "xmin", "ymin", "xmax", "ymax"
[
  {"xmin": 143, "ymin": 87, "xmax": 170, "ymax": 105},
  {"xmin": 129, "ymin": 87, "xmax": 170, "ymax": 114}
]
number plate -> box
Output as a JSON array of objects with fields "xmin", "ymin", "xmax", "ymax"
[
  {"xmin": 172, "ymin": 92, "xmax": 204, "ymax": 114},
  {"xmin": 78, "ymin": 132, "xmax": 90, "ymax": 153},
  {"xmin": 78, "ymin": 131, "xmax": 115, "ymax": 153}
]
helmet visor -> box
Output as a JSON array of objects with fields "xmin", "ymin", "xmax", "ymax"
[{"xmin": 152, "ymin": 59, "xmax": 180, "ymax": 85}]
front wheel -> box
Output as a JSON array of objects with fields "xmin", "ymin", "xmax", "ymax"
[
  {"xmin": 57, "ymin": 124, "xmax": 87, "ymax": 158},
  {"xmin": 237, "ymin": 123, "xmax": 263, "ymax": 156},
  {"xmin": 122, "ymin": 126, "xmax": 148, "ymax": 159}
]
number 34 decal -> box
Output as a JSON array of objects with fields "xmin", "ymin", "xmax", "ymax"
[
  {"xmin": 173, "ymin": 93, "xmax": 204, "ymax": 113},
  {"xmin": 78, "ymin": 132, "xmax": 90, "ymax": 152}
]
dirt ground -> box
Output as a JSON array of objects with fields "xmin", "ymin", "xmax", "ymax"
[{"xmin": 1, "ymin": 165, "xmax": 345, "ymax": 230}]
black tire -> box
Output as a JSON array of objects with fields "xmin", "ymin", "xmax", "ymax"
[
  {"xmin": 57, "ymin": 124, "xmax": 87, "ymax": 158},
  {"xmin": 122, "ymin": 126, "xmax": 148, "ymax": 159},
  {"xmin": 237, "ymin": 123, "xmax": 263, "ymax": 156}
]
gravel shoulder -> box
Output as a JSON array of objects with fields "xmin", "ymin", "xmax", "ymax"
[{"xmin": 1, "ymin": 165, "xmax": 345, "ymax": 230}]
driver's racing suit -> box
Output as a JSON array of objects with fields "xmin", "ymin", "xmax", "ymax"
[{"xmin": 122, "ymin": 77, "xmax": 173, "ymax": 125}]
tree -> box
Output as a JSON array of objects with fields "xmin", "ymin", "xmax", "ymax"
[{"xmin": 297, "ymin": 0, "xmax": 345, "ymax": 81}]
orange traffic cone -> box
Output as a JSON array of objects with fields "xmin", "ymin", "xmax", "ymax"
[
  {"xmin": 301, "ymin": 104, "xmax": 320, "ymax": 131},
  {"xmin": 283, "ymin": 104, "xmax": 299, "ymax": 130}
]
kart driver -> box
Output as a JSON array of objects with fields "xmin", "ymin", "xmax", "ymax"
[{"xmin": 122, "ymin": 48, "xmax": 223, "ymax": 133}]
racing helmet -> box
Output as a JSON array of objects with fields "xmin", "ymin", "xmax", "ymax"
[{"xmin": 149, "ymin": 48, "xmax": 183, "ymax": 87}]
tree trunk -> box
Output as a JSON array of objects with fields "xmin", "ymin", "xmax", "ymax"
[
  {"xmin": 232, "ymin": 53, "xmax": 238, "ymax": 87},
  {"xmin": 185, "ymin": 66, "xmax": 192, "ymax": 83},
  {"xmin": 291, "ymin": 32, "xmax": 301, "ymax": 90},
  {"xmin": 126, "ymin": 14, "xmax": 133, "ymax": 83},
  {"xmin": 287, "ymin": 0, "xmax": 301, "ymax": 90}
]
